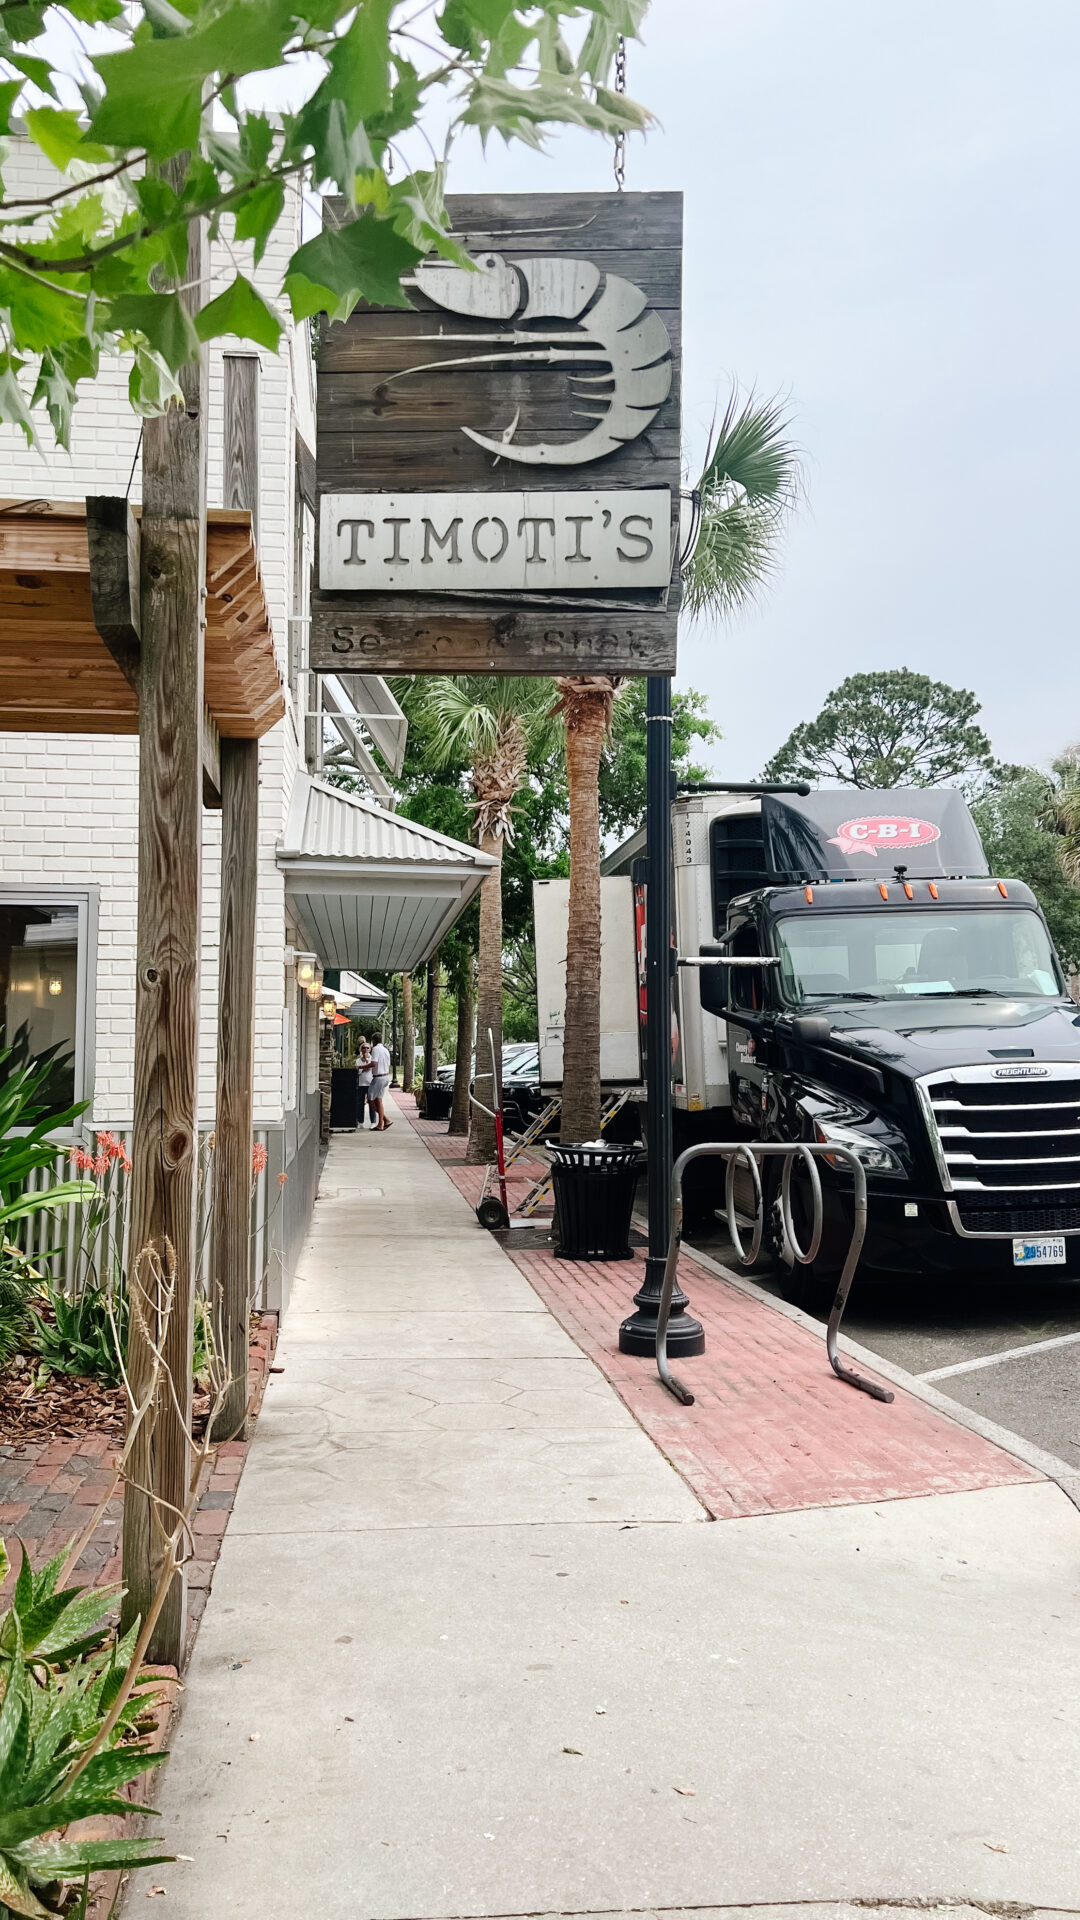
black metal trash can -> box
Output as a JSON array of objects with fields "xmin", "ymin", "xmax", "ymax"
[
  {"xmin": 422, "ymin": 1080, "xmax": 453, "ymax": 1122},
  {"xmin": 550, "ymin": 1143, "xmax": 644, "ymax": 1261}
]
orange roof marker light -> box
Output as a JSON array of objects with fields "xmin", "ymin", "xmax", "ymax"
[
  {"xmin": 998, "ymin": 881, "xmax": 1009, "ymax": 898},
  {"xmin": 928, "ymin": 882, "xmax": 939, "ymax": 900},
  {"xmin": 805, "ymin": 886, "xmax": 814, "ymax": 904},
  {"xmin": 879, "ymin": 883, "xmax": 889, "ymax": 901},
  {"xmin": 903, "ymin": 882, "xmax": 914, "ymax": 900}
]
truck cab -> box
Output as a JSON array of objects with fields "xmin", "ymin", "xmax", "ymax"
[{"xmin": 666, "ymin": 787, "xmax": 1080, "ymax": 1278}]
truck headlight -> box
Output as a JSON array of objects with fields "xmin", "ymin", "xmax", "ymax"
[{"xmin": 813, "ymin": 1120, "xmax": 904, "ymax": 1176}]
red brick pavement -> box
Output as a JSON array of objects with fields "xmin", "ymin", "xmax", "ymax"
[
  {"xmin": 0, "ymin": 1313, "xmax": 278, "ymax": 1652},
  {"xmin": 398, "ymin": 1093, "xmax": 1038, "ymax": 1519}
]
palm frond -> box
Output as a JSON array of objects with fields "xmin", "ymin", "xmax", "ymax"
[{"xmin": 684, "ymin": 387, "xmax": 803, "ymax": 623}]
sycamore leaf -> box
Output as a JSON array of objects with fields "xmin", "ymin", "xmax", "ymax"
[
  {"xmin": 90, "ymin": 0, "xmax": 294, "ymax": 158},
  {"xmin": 23, "ymin": 107, "xmax": 111, "ymax": 170},
  {"xmin": 109, "ymin": 291, "xmax": 200, "ymax": 371},
  {"xmin": 0, "ymin": 7, "xmax": 48, "ymax": 47},
  {"xmin": 0, "ymin": 80, "xmax": 23, "ymax": 134},
  {"xmin": 0, "ymin": 269, "xmax": 87, "ymax": 352},
  {"xmin": 127, "ymin": 344, "xmax": 183, "ymax": 416},
  {"xmin": 0, "ymin": 363, "xmax": 38, "ymax": 449},
  {"xmin": 283, "ymin": 214, "xmax": 422, "ymax": 323},
  {"xmin": 231, "ymin": 177, "xmax": 285, "ymax": 265},
  {"xmin": 195, "ymin": 272, "xmax": 281, "ymax": 349},
  {"xmin": 30, "ymin": 353, "xmax": 75, "ymax": 450},
  {"xmin": 60, "ymin": 0, "xmax": 124, "ymax": 21}
]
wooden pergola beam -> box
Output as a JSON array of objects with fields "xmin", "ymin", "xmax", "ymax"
[{"xmin": 86, "ymin": 496, "xmax": 140, "ymax": 691}]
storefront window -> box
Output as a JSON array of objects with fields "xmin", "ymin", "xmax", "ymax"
[{"xmin": 0, "ymin": 894, "xmax": 93, "ymax": 1119}]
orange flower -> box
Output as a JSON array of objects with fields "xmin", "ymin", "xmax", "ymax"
[
  {"xmin": 69, "ymin": 1147, "xmax": 94, "ymax": 1174},
  {"xmin": 278, "ymin": 1172, "xmax": 289, "ymax": 1186},
  {"xmin": 251, "ymin": 1142, "xmax": 269, "ymax": 1175},
  {"xmin": 96, "ymin": 1130, "xmax": 124, "ymax": 1163}
]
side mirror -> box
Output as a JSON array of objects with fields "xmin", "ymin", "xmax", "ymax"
[{"xmin": 792, "ymin": 1013, "xmax": 832, "ymax": 1047}]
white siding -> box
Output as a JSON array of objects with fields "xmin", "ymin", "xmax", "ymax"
[{"xmin": 0, "ymin": 139, "xmax": 313, "ymax": 1135}]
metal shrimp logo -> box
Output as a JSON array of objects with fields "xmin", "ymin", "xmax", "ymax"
[{"xmin": 388, "ymin": 253, "xmax": 673, "ymax": 467}]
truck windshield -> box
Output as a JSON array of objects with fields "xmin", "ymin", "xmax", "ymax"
[{"xmin": 775, "ymin": 908, "xmax": 1064, "ymax": 1004}]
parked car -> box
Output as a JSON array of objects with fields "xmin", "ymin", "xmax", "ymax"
[{"xmin": 435, "ymin": 1043, "xmax": 548, "ymax": 1137}]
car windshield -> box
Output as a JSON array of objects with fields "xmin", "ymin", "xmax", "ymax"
[{"xmin": 775, "ymin": 908, "xmax": 1064, "ymax": 1004}]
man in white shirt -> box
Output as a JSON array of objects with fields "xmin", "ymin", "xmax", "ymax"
[{"xmin": 368, "ymin": 1038, "xmax": 392, "ymax": 1131}]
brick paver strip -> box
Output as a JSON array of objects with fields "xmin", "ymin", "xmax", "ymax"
[
  {"xmin": 0, "ymin": 1313, "xmax": 278, "ymax": 1633},
  {"xmin": 398, "ymin": 1092, "xmax": 1038, "ymax": 1518}
]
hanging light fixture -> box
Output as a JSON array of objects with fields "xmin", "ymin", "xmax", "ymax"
[{"xmin": 47, "ymin": 975, "xmax": 63, "ymax": 997}]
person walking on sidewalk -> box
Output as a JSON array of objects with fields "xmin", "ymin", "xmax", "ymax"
[{"xmin": 368, "ymin": 1038, "xmax": 392, "ymax": 1131}]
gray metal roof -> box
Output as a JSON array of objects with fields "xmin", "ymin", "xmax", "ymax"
[
  {"xmin": 277, "ymin": 774, "xmax": 494, "ymax": 973},
  {"xmin": 280, "ymin": 773, "xmax": 489, "ymax": 870}
]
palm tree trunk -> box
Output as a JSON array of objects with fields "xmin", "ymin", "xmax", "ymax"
[
  {"xmin": 400, "ymin": 972, "xmax": 414, "ymax": 1099},
  {"xmin": 449, "ymin": 956, "xmax": 474, "ymax": 1136},
  {"xmin": 560, "ymin": 692, "xmax": 608, "ymax": 1142},
  {"xmin": 467, "ymin": 827, "xmax": 503, "ymax": 1165}
]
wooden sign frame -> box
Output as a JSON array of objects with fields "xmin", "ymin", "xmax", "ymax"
[{"xmin": 310, "ymin": 191, "xmax": 682, "ymax": 678}]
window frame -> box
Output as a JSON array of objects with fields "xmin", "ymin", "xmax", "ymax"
[{"xmin": 0, "ymin": 884, "xmax": 98, "ymax": 1138}]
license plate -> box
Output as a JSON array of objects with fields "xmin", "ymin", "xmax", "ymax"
[{"xmin": 1013, "ymin": 1236, "xmax": 1066, "ymax": 1267}]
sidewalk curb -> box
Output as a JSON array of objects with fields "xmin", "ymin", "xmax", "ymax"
[{"xmin": 682, "ymin": 1239, "xmax": 1080, "ymax": 1495}]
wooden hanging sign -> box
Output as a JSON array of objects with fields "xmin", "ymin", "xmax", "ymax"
[{"xmin": 309, "ymin": 191, "xmax": 682, "ymax": 677}]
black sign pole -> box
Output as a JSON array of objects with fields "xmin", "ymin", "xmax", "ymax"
[{"xmin": 619, "ymin": 674, "xmax": 704, "ymax": 1357}]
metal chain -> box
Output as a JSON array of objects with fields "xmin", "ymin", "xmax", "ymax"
[{"xmin": 613, "ymin": 33, "xmax": 626, "ymax": 191}]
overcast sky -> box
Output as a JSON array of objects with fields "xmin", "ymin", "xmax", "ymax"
[{"xmin": 445, "ymin": 0, "xmax": 1080, "ymax": 781}]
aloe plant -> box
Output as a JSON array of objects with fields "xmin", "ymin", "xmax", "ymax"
[{"xmin": 0, "ymin": 1539, "xmax": 173, "ymax": 1919}]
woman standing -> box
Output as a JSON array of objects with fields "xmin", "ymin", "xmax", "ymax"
[{"xmin": 356, "ymin": 1037, "xmax": 374, "ymax": 1130}]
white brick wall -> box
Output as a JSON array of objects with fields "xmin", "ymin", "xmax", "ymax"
[{"xmin": 0, "ymin": 141, "xmax": 313, "ymax": 1130}]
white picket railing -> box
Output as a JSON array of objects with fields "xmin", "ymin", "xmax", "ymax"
[{"xmin": 8, "ymin": 1125, "xmax": 272, "ymax": 1303}]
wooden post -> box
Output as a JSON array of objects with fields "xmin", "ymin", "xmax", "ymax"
[
  {"xmin": 209, "ymin": 354, "xmax": 261, "ymax": 1443},
  {"xmin": 210, "ymin": 737, "xmax": 258, "ymax": 1440},
  {"xmin": 121, "ymin": 195, "xmax": 208, "ymax": 1660}
]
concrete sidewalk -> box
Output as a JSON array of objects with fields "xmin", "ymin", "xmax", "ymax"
[{"xmin": 134, "ymin": 1096, "xmax": 1080, "ymax": 1918}]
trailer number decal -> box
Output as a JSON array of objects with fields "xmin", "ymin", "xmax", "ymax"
[{"xmin": 828, "ymin": 814, "xmax": 941, "ymax": 857}]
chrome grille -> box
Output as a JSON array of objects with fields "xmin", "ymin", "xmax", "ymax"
[{"xmin": 920, "ymin": 1066, "xmax": 1080, "ymax": 1194}]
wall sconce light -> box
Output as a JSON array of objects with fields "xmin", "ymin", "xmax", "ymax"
[
  {"xmin": 47, "ymin": 976, "xmax": 63, "ymax": 997},
  {"xmin": 320, "ymin": 993, "xmax": 338, "ymax": 1020},
  {"xmin": 294, "ymin": 952, "xmax": 320, "ymax": 991}
]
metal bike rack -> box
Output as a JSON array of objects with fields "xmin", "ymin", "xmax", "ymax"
[{"xmin": 654, "ymin": 1140, "xmax": 895, "ymax": 1408}]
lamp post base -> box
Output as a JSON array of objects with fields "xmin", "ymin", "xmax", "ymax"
[{"xmin": 619, "ymin": 1254, "xmax": 705, "ymax": 1357}]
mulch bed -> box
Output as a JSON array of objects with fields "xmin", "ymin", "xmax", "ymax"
[{"xmin": 0, "ymin": 1363, "xmax": 127, "ymax": 1444}]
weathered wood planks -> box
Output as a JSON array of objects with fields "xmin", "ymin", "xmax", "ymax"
[{"xmin": 312, "ymin": 191, "xmax": 683, "ymax": 676}]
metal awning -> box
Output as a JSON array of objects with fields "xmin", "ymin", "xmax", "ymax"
[{"xmin": 278, "ymin": 772, "xmax": 494, "ymax": 973}]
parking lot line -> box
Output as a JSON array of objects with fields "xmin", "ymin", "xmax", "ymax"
[{"xmin": 920, "ymin": 1329, "xmax": 1080, "ymax": 1382}]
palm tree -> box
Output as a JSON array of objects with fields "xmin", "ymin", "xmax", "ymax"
[
  {"xmin": 551, "ymin": 674, "xmax": 622, "ymax": 1142},
  {"xmin": 1042, "ymin": 748, "xmax": 1080, "ymax": 884},
  {"xmin": 553, "ymin": 389, "xmax": 802, "ymax": 1143},
  {"xmin": 424, "ymin": 676, "xmax": 557, "ymax": 1164}
]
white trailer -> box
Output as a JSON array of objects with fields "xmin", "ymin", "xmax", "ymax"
[{"xmin": 533, "ymin": 876, "xmax": 642, "ymax": 1088}]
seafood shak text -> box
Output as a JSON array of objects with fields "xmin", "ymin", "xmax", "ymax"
[{"xmin": 318, "ymin": 490, "xmax": 673, "ymax": 594}]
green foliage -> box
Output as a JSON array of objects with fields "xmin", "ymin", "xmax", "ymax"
[
  {"xmin": 972, "ymin": 762, "xmax": 1080, "ymax": 972},
  {"xmin": 0, "ymin": 1038, "xmax": 92, "ymax": 1215},
  {"xmin": 0, "ymin": 1540, "xmax": 172, "ymax": 1918},
  {"xmin": 0, "ymin": 1247, "xmax": 41, "ymax": 1371},
  {"xmin": 763, "ymin": 668, "xmax": 997, "ymax": 790},
  {"xmin": 0, "ymin": 1, "xmax": 652, "ymax": 446},
  {"xmin": 684, "ymin": 389, "xmax": 802, "ymax": 621},
  {"xmin": 599, "ymin": 682, "xmax": 721, "ymax": 840},
  {"xmin": 29, "ymin": 1286, "xmax": 127, "ymax": 1391}
]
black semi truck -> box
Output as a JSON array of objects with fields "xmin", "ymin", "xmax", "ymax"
[{"xmin": 610, "ymin": 785, "xmax": 1080, "ymax": 1293}]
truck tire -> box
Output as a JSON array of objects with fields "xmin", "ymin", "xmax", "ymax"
[{"xmin": 774, "ymin": 1158, "xmax": 840, "ymax": 1318}]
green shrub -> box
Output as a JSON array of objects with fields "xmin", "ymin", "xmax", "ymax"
[
  {"xmin": 0, "ymin": 1248, "xmax": 41, "ymax": 1371},
  {"xmin": 29, "ymin": 1289, "xmax": 127, "ymax": 1395}
]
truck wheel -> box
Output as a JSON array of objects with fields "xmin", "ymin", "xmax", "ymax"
[{"xmin": 774, "ymin": 1163, "xmax": 838, "ymax": 1318}]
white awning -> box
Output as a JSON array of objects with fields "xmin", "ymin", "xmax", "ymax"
[{"xmin": 278, "ymin": 773, "xmax": 494, "ymax": 974}]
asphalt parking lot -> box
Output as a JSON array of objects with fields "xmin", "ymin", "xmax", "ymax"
[{"xmin": 686, "ymin": 1223, "xmax": 1080, "ymax": 1470}]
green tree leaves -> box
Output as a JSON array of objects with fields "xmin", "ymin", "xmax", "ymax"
[
  {"xmin": 195, "ymin": 274, "xmax": 282, "ymax": 350},
  {"xmin": 0, "ymin": 0, "xmax": 652, "ymax": 444},
  {"xmin": 763, "ymin": 669, "xmax": 997, "ymax": 790},
  {"xmin": 284, "ymin": 214, "xmax": 422, "ymax": 321}
]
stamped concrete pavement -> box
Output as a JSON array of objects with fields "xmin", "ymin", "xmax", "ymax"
[{"xmin": 133, "ymin": 1097, "xmax": 1080, "ymax": 1918}]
